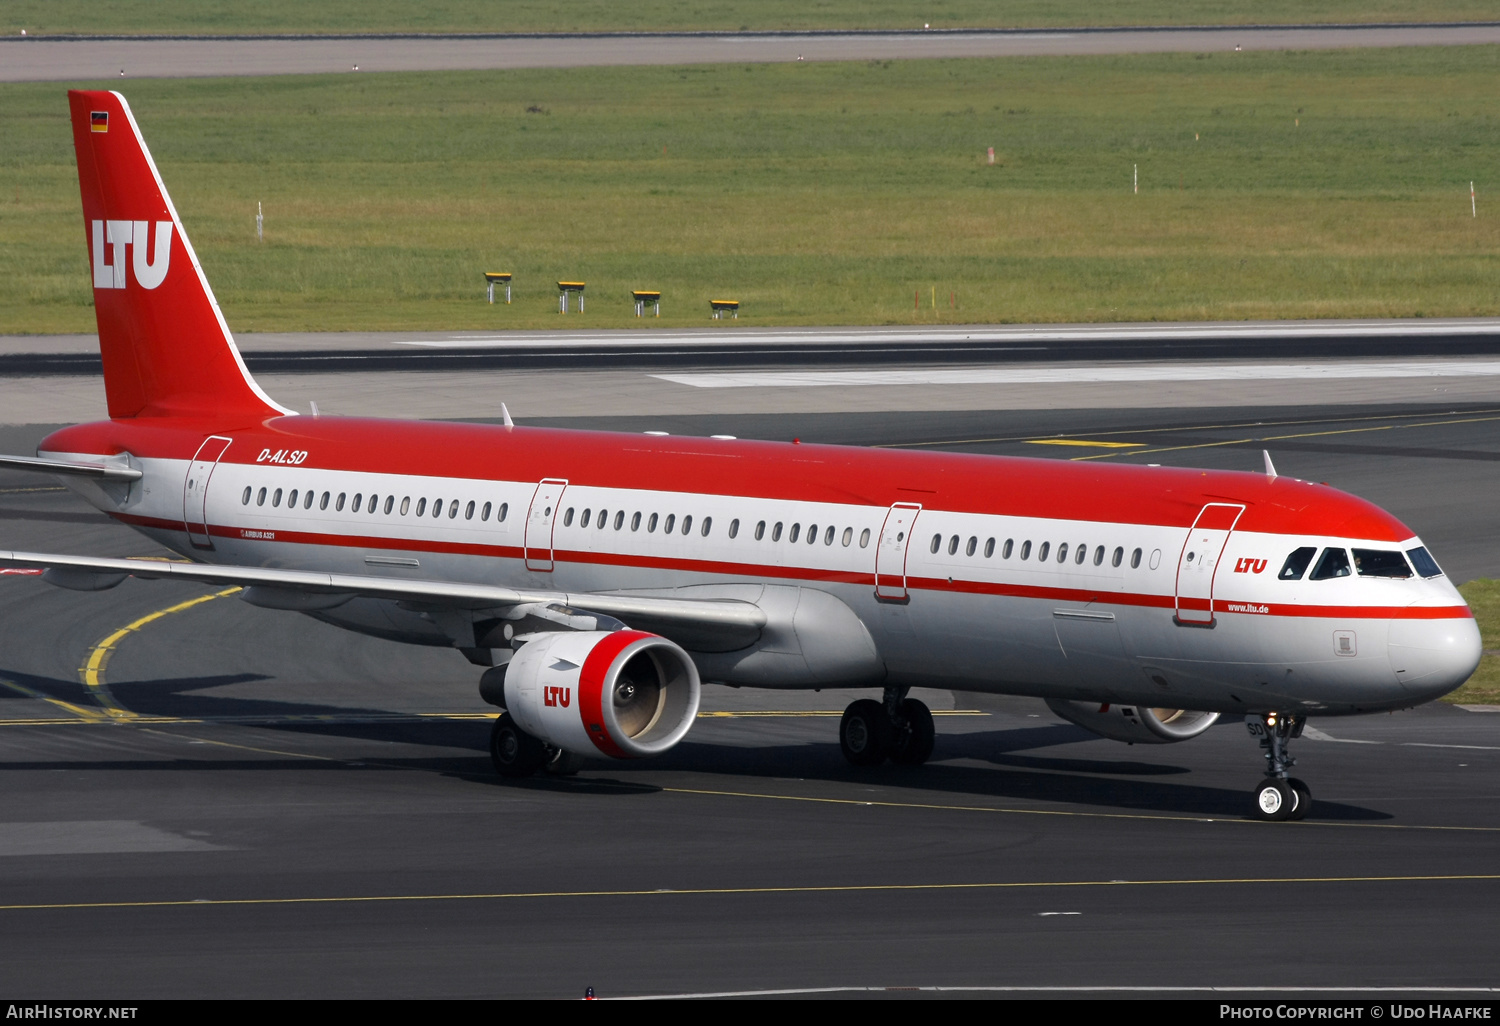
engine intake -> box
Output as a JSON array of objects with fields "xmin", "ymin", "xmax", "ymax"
[
  {"xmin": 1045, "ymin": 699, "xmax": 1219, "ymax": 744},
  {"xmin": 503, "ymin": 630, "xmax": 700, "ymax": 759}
]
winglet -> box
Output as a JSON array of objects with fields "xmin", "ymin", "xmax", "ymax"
[
  {"xmin": 1263, "ymin": 450, "xmax": 1277, "ymax": 479},
  {"xmin": 502, "ymin": 403, "xmax": 514, "ymax": 430},
  {"xmin": 68, "ymin": 90, "xmax": 291, "ymax": 422}
]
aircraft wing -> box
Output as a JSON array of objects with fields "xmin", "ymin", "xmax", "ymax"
[{"xmin": 0, "ymin": 550, "xmax": 768, "ymax": 640}]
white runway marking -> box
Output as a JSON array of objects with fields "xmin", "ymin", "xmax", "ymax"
[
  {"xmin": 655, "ymin": 359, "xmax": 1500, "ymax": 389},
  {"xmin": 395, "ymin": 318, "xmax": 1500, "ymax": 350},
  {"xmin": 1303, "ymin": 726, "xmax": 1382, "ymax": 744}
]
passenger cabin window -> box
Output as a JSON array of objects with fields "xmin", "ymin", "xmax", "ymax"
[
  {"xmin": 703, "ymin": 517, "xmax": 713, "ymax": 537},
  {"xmin": 861, "ymin": 528, "xmax": 871, "ymax": 548},
  {"xmin": 1408, "ymin": 546, "xmax": 1443, "ymax": 579},
  {"xmin": 824, "ymin": 526, "xmax": 835, "ymax": 546},
  {"xmin": 1003, "ymin": 539, "xmax": 1014, "ymax": 559},
  {"xmin": 320, "ymin": 492, "xmax": 330, "ymax": 511},
  {"xmin": 288, "ymin": 489, "xmax": 298, "ymax": 508},
  {"xmin": 789, "ymin": 524, "xmax": 801, "ymax": 544},
  {"xmin": 730, "ymin": 519, "xmax": 740, "ymax": 539},
  {"xmin": 499, "ymin": 503, "xmax": 509, "ymax": 522},
  {"xmin": 772, "ymin": 522, "xmax": 783, "ymax": 542},
  {"xmin": 1309, "ymin": 547, "xmax": 1352, "ymax": 581},
  {"xmin": 681, "ymin": 515, "xmax": 692, "ymax": 536},
  {"xmin": 563, "ymin": 508, "xmax": 575, "ymax": 527},
  {"xmin": 257, "ymin": 487, "xmax": 267, "ymax": 507},
  {"xmin": 930, "ymin": 534, "xmax": 942, "ymax": 554},
  {"xmin": 1112, "ymin": 546, "xmax": 1123, "ymax": 567},
  {"xmin": 1130, "ymin": 547, "xmax": 1142, "ymax": 569},
  {"xmin": 449, "ymin": 500, "xmax": 459, "ymax": 519},
  {"xmin": 242, "ymin": 487, "xmax": 251, "ymax": 505},
  {"xmin": 1038, "ymin": 542, "xmax": 1050, "ymax": 562},
  {"xmin": 304, "ymin": 491, "xmax": 314, "ymax": 510},
  {"xmin": 664, "ymin": 514, "xmax": 676, "ymax": 534},
  {"xmin": 754, "ymin": 521, "xmax": 765, "ymax": 541},
  {"xmin": 1076, "ymin": 544, "xmax": 1088, "ymax": 565},
  {"xmin": 482, "ymin": 501, "xmax": 492, "ymax": 521},
  {"xmin": 416, "ymin": 498, "xmax": 427, "ymax": 517},
  {"xmin": 632, "ymin": 512, "xmax": 642, "ymax": 531},
  {"xmin": 613, "ymin": 511, "xmax": 624, "ymax": 530},
  {"xmin": 401, "ymin": 497, "xmax": 411, "ymax": 516},
  {"xmin": 1020, "ymin": 541, "xmax": 1031, "ymax": 560},
  {"xmin": 385, "ymin": 496, "xmax": 395, "ymax": 515},
  {"xmin": 465, "ymin": 500, "xmax": 475, "ymax": 520},
  {"xmin": 1093, "ymin": 545, "xmax": 1104, "ymax": 566},
  {"xmin": 1353, "ymin": 549, "xmax": 1412, "ymax": 579},
  {"xmin": 336, "ymin": 493, "xmax": 346, "ymax": 511},
  {"xmin": 431, "ymin": 497, "xmax": 442, "ymax": 518},
  {"xmin": 843, "ymin": 527, "xmax": 853, "ymax": 547},
  {"xmin": 983, "ymin": 538, "xmax": 995, "ymax": 558},
  {"xmin": 1278, "ymin": 546, "xmax": 1317, "ymax": 581},
  {"xmin": 647, "ymin": 513, "xmax": 658, "ymax": 533}
]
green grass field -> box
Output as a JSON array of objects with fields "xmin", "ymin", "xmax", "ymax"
[
  {"xmin": 1, "ymin": 47, "xmax": 1497, "ymax": 332},
  {"xmin": 4, "ymin": 1, "xmax": 1495, "ymax": 36},
  {"xmin": 1452, "ymin": 579, "xmax": 1500, "ymax": 705}
]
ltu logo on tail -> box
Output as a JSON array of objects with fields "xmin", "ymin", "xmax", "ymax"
[{"xmin": 91, "ymin": 219, "xmax": 171, "ymax": 290}]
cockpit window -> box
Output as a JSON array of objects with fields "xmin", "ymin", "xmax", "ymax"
[
  {"xmin": 1352, "ymin": 549, "xmax": 1412, "ymax": 579},
  {"xmin": 1278, "ymin": 547, "xmax": 1317, "ymax": 580},
  {"xmin": 1309, "ymin": 547, "xmax": 1352, "ymax": 581},
  {"xmin": 1407, "ymin": 546, "xmax": 1444, "ymax": 579}
]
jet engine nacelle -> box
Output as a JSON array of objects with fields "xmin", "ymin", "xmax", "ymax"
[
  {"xmin": 1046, "ymin": 699, "xmax": 1220, "ymax": 745},
  {"xmin": 503, "ymin": 630, "xmax": 701, "ymax": 759}
]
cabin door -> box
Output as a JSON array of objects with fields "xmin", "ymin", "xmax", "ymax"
[
  {"xmin": 1175, "ymin": 502, "xmax": 1245, "ymax": 625},
  {"xmin": 874, "ymin": 502, "xmax": 922, "ymax": 602},
  {"xmin": 182, "ymin": 435, "xmax": 233, "ymax": 550},
  {"xmin": 524, "ymin": 478, "xmax": 568, "ymax": 572}
]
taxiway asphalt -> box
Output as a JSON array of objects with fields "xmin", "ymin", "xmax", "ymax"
[
  {"xmin": 3, "ymin": 25, "xmax": 1498, "ymax": 83},
  {"xmin": 0, "ymin": 394, "xmax": 1496, "ymax": 998}
]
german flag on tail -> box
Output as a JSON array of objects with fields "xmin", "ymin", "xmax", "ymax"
[{"xmin": 90, "ymin": 111, "xmax": 108, "ymax": 133}]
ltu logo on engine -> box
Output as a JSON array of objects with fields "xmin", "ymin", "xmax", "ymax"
[
  {"xmin": 543, "ymin": 686, "xmax": 572, "ymax": 708},
  {"xmin": 91, "ymin": 219, "xmax": 172, "ymax": 290}
]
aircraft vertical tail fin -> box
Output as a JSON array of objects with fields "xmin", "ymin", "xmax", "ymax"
[{"xmin": 68, "ymin": 90, "xmax": 290, "ymax": 422}]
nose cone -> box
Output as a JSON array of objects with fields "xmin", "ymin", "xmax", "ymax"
[{"xmin": 1389, "ymin": 615, "xmax": 1483, "ymax": 702}]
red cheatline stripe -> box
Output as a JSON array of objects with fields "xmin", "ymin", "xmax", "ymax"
[{"xmin": 106, "ymin": 514, "xmax": 1471, "ymax": 622}]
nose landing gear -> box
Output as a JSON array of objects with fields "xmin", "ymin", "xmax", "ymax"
[
  {"xmin": 839, "ymin": 687, "xmax": 935, "ymax": 767},
  {"xmin": 1246, "ymin": 712, "xmax": 1311, "ymax": 821}
]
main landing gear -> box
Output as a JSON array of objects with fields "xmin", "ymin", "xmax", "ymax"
[
  {"xmin": 489, "ymin": 713, "xmax": 583, "ymax": 779},
  {"xmin": 1246, "ymin": 711, "xmax": 1312, "ymax": 822},
  {"xmin": 839, "ymin": 687, "xmax": 935, "ymax": 768}
]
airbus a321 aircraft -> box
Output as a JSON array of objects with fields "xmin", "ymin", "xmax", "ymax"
[{"xmin": 0, "ymin": 91, "xmax": 1481, "ymax": 822}]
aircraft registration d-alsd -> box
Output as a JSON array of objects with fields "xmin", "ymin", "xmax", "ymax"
[{"xmin": 1, "ymin": 91, "xmax": 1481, "ymax": 821}]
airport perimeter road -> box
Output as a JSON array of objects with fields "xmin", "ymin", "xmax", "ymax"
[
  {"xmin": 2, "ymin": 24, "xmax": 1498, "ymax": 82},
  {"xmin": 0, "ymin": 401, "xmax": 1497, "ymax": 998}
]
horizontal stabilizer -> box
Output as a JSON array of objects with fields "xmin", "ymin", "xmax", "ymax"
[{"xmin": 0, "ymin": 454, "xmax": 141, "ymax": 481}]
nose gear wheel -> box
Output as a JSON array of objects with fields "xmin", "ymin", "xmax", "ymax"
[{"xmin": 1246, "ymin": 713, "xmax": 1310, "ymax": 821}]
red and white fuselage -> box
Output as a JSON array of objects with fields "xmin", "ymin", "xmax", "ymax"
[{"xmin": 40, "ymin": 412, "xmax": 1480, "ymax": 717}]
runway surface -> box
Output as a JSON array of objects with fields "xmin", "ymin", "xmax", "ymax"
[
  {"xmin": 3, "ymin": 24, "xmax": 1498, "ymax": 82},
  {"xmin": 0, "ymin": 384, "xmax": 1497, "ymax": 997}
]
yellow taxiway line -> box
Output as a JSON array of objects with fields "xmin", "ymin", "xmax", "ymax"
[
  {"xmin": 77, "ymin": 586, "xmax": 242, "ymax": 718},
  {"xmin": 2, "ymin": 872, "xmax": 1498, "ymax": 914}
]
